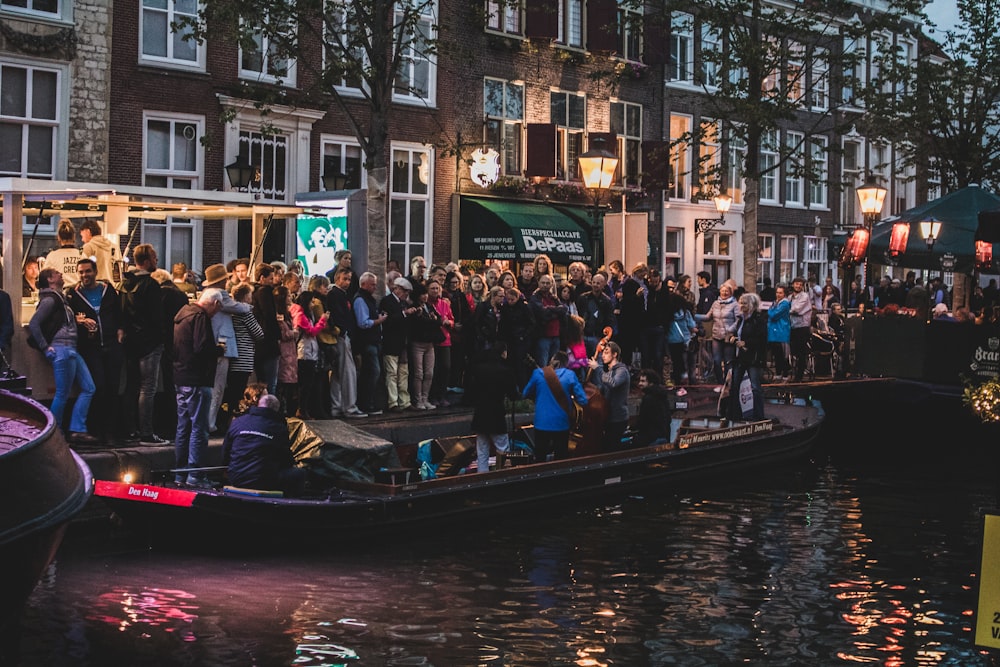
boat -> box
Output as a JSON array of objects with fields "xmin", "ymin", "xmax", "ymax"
[
  {"xmin": 94, "ymin": 394, "xmax": 823, "ymax": 549},
  {"xmin": 0, "ymin": 389, "xmax": 94, "ymax": 664}
]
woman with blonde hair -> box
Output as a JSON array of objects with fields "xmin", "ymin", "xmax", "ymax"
[
  {"xmin": 466, "ymin": 273, "xmax": 489, "ymax": 307},
  {"xmin": 532, "ymin": 254, "xmax": 553, "ymax": 281}
]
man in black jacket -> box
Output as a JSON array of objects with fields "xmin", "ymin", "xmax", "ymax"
[
  {"xmin": 379, "ymin": 277, "xmax": 417, "ymax": 411},
  {"xmin": 120, "ymin": 243, "xmax": 166, "ymax": 445},
  {"xmin": 222, "ymin": 393, "xmax": 306, "ymax": 494},
  {"xmin": 326, "ymin": 267, "xmax": 366, "ymax": 418},
  {"xmin": 467, "ymin": 343, "xmax": 518, "ymax": 471},
  {"xmin": 575, "ymin": 273, "xmax": 614, "ymax": 357},
  {"xmin": 172, "ymin": 290, "xmax": 223, "ymax": 486},
  {"xmin": 67, "ymin": 258, "xmax": 125, "ymax": 441}
]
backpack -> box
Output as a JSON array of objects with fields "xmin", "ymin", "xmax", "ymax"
[{"xmin": 26, "ymin": 292, "xmax": 67, "ymax": 350}]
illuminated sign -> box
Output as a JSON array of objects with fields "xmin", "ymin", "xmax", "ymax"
[
  {"xmin": 470, "ymin": 148, "xmax": 501, "ymax": 187},
  {"xmin": 976, "ymin": 510, "xmax": 1000, "ymax": 649},
  {"xmin": 296, "ymin": 215, "xmax": 348, "ymax": 277},
  {"xmin": 94, "ymin": 480, "xmax": 197, "ymax": 507}
]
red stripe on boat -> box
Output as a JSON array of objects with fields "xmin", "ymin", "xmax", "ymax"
[{"xmin": 94, "ymin": 480, "xmax": 197, "ymax": 507}]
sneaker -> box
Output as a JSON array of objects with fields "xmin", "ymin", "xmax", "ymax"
[
  {"xmin": 185, "ymin": 477, "xmax": 214, "ymax": 489},
  {"xmin": 712, "ymin": 386, "xmax": 723, "ymax": 393},
  {"xmin": 414, "ymin": 403, "xmax": 428, "ymax": 411},
  {"xmin": 389, "ymin": 406, "xmax": 404, "ymax": 413},
  {"xmin": 367, "ymin": 409, "xmax": 384, "ymax": 416},
  {"xmin": 345, "ymin": 409, "xmax": 368, "ymax": 418},
  {"xmin": 69, "ymin": 431, "xmax": 99, "ymax": 444},
  {"xmin": 424, "ymin": 402, "xmax": 437, "ymax": 410},
  {"xmin": 139, "ymin": 434, "xmax": 171, "ymax": 446}
]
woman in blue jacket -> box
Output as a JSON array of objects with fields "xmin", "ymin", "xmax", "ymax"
[{"xmin": 767, "ymin": 284, "xmax": 791, "ymax": 382}]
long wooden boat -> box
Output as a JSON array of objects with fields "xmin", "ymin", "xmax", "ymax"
[
  {"xmin": 0, "ymin": 389, "xmax": 93, "ymax": 663},
  {"xmin": 94, "ymin": 397, "xmax": 823, "ymax": 549}
]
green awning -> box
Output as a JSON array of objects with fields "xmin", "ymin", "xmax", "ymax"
[{"xmin": 459, "ymin": 197, "xmax": 592, "ymax": 264}]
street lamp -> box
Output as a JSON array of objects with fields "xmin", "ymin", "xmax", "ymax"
[
  {"xmin": 578, "ymin": 136, "xmax": 619, "ymax": 268},
  {"xmin": 694, "ymin": 193, "xmax": 733, "ymax": 235},
  {"xmin": 920, "ymin": 218, "xmax": 942, "ymax": 250},
  {"xmin": 322, "ymin": 171, "xmax": 348, "ymax": 191},
  {"xmin": 856, "ymin": 173, "xmax": 887, "ymax": 290},
  {"xmin": 225, "ymin": 155, "xmax": 256, "ymax": 192}
]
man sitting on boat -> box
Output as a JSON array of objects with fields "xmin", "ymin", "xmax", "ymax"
[{"xmin": 222, "ymin": 393, "xmax": 307, "ymax": 495}]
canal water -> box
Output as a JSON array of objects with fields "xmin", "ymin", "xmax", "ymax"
[{"xmin": 16, "ymin": 403, "xmax": 1000, "ymax": 666}]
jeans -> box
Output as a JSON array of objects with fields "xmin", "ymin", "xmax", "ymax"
[
  {"xmin": 49, "ymin": 345, "xmax": 96, "ymax": 433},
  {"xmin": 255, "ymin": 355, "xmax": 279, "ymax": 396},
  {"xmin": 639, "ymin": 326, "xmax": 665, "ymax": 375},
  {"xmin": 174, "ymin": 385, "xmax": 212, "ymax": 484},
  {"xmin": 535, "ymin": 336, "xmax": 561, "ymax": 369},
  {"xmin": 356, "ymin": 343, "xmax": 382, "ymax": 413},
  {"xmin": 476, "ymin": 433, "xmax": 510, "ymax": 473},
  {"xmin": 711, "ymin": 339, "xmax": 736, "ymax": 385},
  {"xmin": 329, "ymin": 335, "xmax": 360, "ymax": 414},
  {"xmin": 127, "ymin": 345, "xmax": 163, "ymax": 437}
]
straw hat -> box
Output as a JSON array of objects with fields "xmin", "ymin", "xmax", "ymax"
[{"xmin": 202, "ymin": 263, "xmax": 228, "ymax": 287}]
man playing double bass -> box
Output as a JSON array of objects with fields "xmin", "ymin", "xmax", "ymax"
[{"xmin": 522, "ymin": 351, "xmax": 588, "ymax": 462}]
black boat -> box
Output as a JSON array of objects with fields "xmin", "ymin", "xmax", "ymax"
[
  {"xmin": 94, "ymin": 397, "xmax": 823, "ymax": 548},
  {"xmin": 0, "ymin": 389, "xmax": 94, "ymax": 663}
]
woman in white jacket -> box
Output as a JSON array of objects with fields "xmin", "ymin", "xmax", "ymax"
[{"xmin": 695, "ymin": 282, "xmax": 740, "ymax": 386}]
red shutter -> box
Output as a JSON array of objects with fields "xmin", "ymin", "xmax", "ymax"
[
  {"xmin": 587, "ymin": 0, "xmax": 619, "ymax": 54},
  {"xmin": 525, "ymin": 0, "xmax": 557, "ymax": 40},
  {"xmin": 526, "ymin": 124, "xmax": 557, "ymax": 178}
]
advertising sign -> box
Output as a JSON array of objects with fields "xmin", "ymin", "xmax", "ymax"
[
  {"xmin": 296, "ymin": 215, "xmax": 347, "ymax": 277},
  {"xmin": 976, "ymin": 510, "xmax": 1000, "ymax": 649}
]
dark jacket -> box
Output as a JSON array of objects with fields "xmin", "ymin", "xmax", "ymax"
[
  {"xmin": 120, "ymin": 270, "xmax": 164, "ymax": 357},
  {"xmin": 0, "ymin": 288, "xmax": 14, "ymax": 349},
  {"xmin": 634, "ymin": 384, "xmax": 675, "ymax": 447},
  {"xmin": 498, "ymin": 296, "xmax": 535, "ymax": 345},
  {"xmin": 576, "ymin": 290, "xmax": 614, "ymax": 338},
  {"xmin": 474, "ymin": 301, "xmax": 502, "ymax": 354},
  {"xmin": 159, "ymin": 281, "xmax": 190, "ymax": 360},
  {"xmin": 172, "ymin": 303, "xmax": 220, "ymax": 386},
  {"xmin": 253, "ymin": 284, "xmax": 280, "ymax": 360},
  {"xmin": 735, "ymin": 311, "xmax": 769, "ymax": 369},
  {"xmin": 407, "ymin": 302, "xmax": 444, "ymax": 344},
  {"xmin": 379, "ymin": 292, "xmax": 409, "ymax": 356},
  {"xmin": 67, "ymin": 281, "xmax": 123, "ymax": 354},
  {"xmin": 222, "ymin": 406, "xmax": 295, "ymax": 490},
  {"xmin": 326, "ymin": 285, "xmax": 356, "ymax": 339},
  {"xmin": 467, "ymin": 352, "xmax": 518, "ymax": 434},
  {"xmin": 352, "ymin": 289, "xmax": 382, "ymax": 348}
]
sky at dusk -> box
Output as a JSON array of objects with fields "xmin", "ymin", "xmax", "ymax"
[{"xmin": 924, "ymin": 0, "xmax": 962, "ymax": 33}]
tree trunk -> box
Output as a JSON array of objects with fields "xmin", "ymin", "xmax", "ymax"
[
  {"xmin": 366, "ymin": 166, "xmax": 388, "ymax": 293},
  {"xmin": 743, "ymin": 177, "xmax": 760, "ymax": 293}
]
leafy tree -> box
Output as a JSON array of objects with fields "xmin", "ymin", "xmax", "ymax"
[
  {"xmin": 864, "ymin": 0, "xmax": 1000, "ymax": 192},
  {"xmin": 646, "ymin": 0, "xmax": 923, "ymax": 291},
  {"xmin": 179, "ymin": 0, "xmax": 441, "ymax": 288}
]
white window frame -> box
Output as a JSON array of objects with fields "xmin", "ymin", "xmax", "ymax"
[
  {"xmin": 842, "ymin": 35, "xmax": 866, "ymax": 108},
  {"xmin": 320, "ymin": 135, "xmax": 366, "ymax": 191},
  {"xmin": 389, "ymin": 143, "xmax": 433, "ymax": 270},
  {"xmin": 786, "ymin": 41, "xmax": 805, "ymax": 106},
  {"xmin": 486, "ymin": 0, "xmax": 522, "ymax": 36},
  {"xmin": 0, "ymin": 59, "xmax": 65, "ymax": 180},
  {"xmin": 808, "ymin": 47, "xmax": 829, "ymax": 112},
  {"xmin": 392, "ymin": 1, "xmax": 437, "ymax": 106},
  {"xmin": 758, "ymin": 233, "xmax": 775, "ymax": 290},
  {"xmin": 142, "ymin": 112, "xmax": 204, "ymax": 188},
  {"xmin": 701, "ymin": 26, "xmax": 720, "ymax": 89},
  {"xmin": 558, "ymin": 0, "xmax": 584, "ymax": 49},
  {"xmin": 841, "ymin": 136, "xmax": 863, "ymax": 226},
  {"xmin": 698, "ymin": 118, "xmax": 721, "ymax": 200},
  {"xmin": 668, "ymin": 113, "xmax": 692, "ymax": 201},
  {"xmin": 663, "ymin": 227, "xmax": 682, "ymax": 278},
  {"xmin": 239, "ymin": 20, "xmax": 297, "ymax": 86},
  {"xmin": 326, "ymin": 3, "xmax": 366, "ymax": 94},
  {"xmin": 779, "ymin": 235, "xmax": 797, "ymax": 285},
  {"xmin": 803, "ymin": 234, "xmax": 827, "ymax": 282},
  {"xmin": 139, "ymin": 0, "xmax": 206, "ymax": 71},
  {"xmin": 618, "ymin": 1, "xmax": 641, "ymax": 62},
  {"xmin": 484, "ymin": 77, "xmax": 524, "ymax": 176},
  {"xmin": 611, "ymin": 99, "xmax": 642, "ymax": 188},
  {"xmin": 1, "ymin": 0, "xmax": 62, "ymax": 19},
  {"xmin": 726, "ymin": 127, "xmax": 746, "ymax": 205},
  {"xmin": 551, "ymin": 89, "xmax": 586, "ymax": 182},
  {"xmin": 669, "ymin": 12, "xmax": 694, "ymax": 85},
  {"xmin": 702, "ymin": 232, "xmax": 734, "ymax": 285},
  {"xmin": 759, "ymin": 129, "xmax": 779, "ymax": 203},
  {"xmin": 784, "ymin": 130, "xmax": 804, "ymax": 207},
  {"xmin": 809, "ymin": 135, "xmax": 828, "ymax": 209}
]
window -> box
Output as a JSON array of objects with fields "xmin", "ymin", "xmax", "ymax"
[
  {"xmin": 389, "ymin": 145, "xmax": 432, "ymax": 271},
  {"xmin": 1, "ymin": 0, "xmax": 58, "ymax": 16},
  {"xmin": 802, "ymin": 235, "xmax": 827, "ymax": 283},
  {"xmin": 784, "ymin": 131, "xmax": 804, "ymax": 206},
  {"xmin": 393, "ymin": 1, "xmax": 437, "ymax": 104},
  {"xmin": 238, "ymin": 129, "xmax": 289, "ymax": 202},
  {"xmin": 702, "ymin": 232, "xmax": 733, "ymax": 285},
  {"xmin": 140, "ymin": 0, "xmax": 204, "ymax": 69},
  {"xmin": 664, "ymin": 228, "xmax": 682, "ymax": 278},
  {"xmin": 321, "ymin": 137, "xmax": 365, "ymax": 190},
  {"xmin": 779, "ymin": 235, "xmax": 797, "ymax": 285},
  {"xmin": 927, "ymin": 156, "xmax": 942, "ymax": 202},
  {"xmin": 726, "ymin": 128, "xmax": 746, "ymax": 204},
  {"xmin": 842, "ymin": 35, "xmax": 866, "ymax": 107},
  {"xmin": 328, "ymin": 4, "xmax": 365, "ymax": 91},
  {"xmin": 558, "ymin": 0, "xmax": 583, "ymax": 48},
  {"xmin": 841, "ymin": 138, "xmax": 862, "ymax": 224},
  {"xmin": 700, "ymin": 26, "xmax": 720, "ymax": 88},
  {"xmin": 761, "ymin": 37, "xmax": 780, "ymax": 99},
  {"xmin": 809, "ymin": 136, "xmax": 828, "ymax": 208},
  {"xmin": 697, "ymin": 118, "xmax": 721, "ymax": 200},
  {"xmin": 486, "ymin": 0, "xmax": 521, "ymax": 36},
  {"xmin": 669, "ymin": 12, "xmax": 693, "ymax": 84},
  {"xmin": 611, "ymin": 100, "xmax": 641, "ymax": 188},
  {"xmin": 786, "ymin": 42, "xmax": 804, "ymax": 105},
  {"xmin": 551, "ymin": 90, "xmax": 585, "ymax": 181},
  {"xmin": 668, "ymin": 114, "xmax": 691, "ymax": 200},
  {"xmin": 758, "ymin": 233, "xmax": 775, "ymax": 291},
  {"xmin": 808, "ymin": 47, "xmax": 829, "ymax": 111},
  {"xmin": 240, "ymin": 19, "xmax": 295, "ymax": 85},
  {"xmin": 618, "ymin": 2, "xmax": 641, "ymax": 62},
  {"xmin": 0, "ymin": 62, "xmax": 59, "ymax": 179},
  {"xmin": 143, "ymin": 114, "xmax": 202, "ymax": 188},
  {"xmin": 484, "ymin": 78, "xmax": 524, "ymax": 176},
  {"xmin": 759, "ymin": 129, "xmax": 778, "ymax": 203}
]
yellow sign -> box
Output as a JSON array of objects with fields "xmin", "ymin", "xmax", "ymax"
[{"xmin": 976, "ymin": 511, "xmax": 1000, "ymax": 649}]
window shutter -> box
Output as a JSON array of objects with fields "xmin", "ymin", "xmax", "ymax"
[
  {"xmin": 643, "ymin": 13, "xmax": 668, "ymax": 65},
  {"xmin": 525, "ymin": 0, "xmax": 557, "ymax": 40},
  {"xmin": 587, "ymin": 0, "xmax": 619, "ymax": 54},
  {"xmin": 526, "ymin": 124, "xmax": 557, "ymax": 178},
  {"xmin": 642, "ymin": 140, "xmax": 671, "ymax": 190}
]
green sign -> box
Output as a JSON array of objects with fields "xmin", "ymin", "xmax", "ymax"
[{"xmin": 296, "ymin": 215, "xmax": 347, "ymax": 277}]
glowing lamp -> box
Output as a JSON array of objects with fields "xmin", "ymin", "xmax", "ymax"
[
  {"xmin": 839, "ymin": 226, "xmax": 870, "ymax": 268},
  {"xmin": 857, "ymin": 175, "xmax": 888, "ymax": 216},
  {"xmin": 920, "ymin": 218, "xmax": 942, "ymax": 250},
  {"xmin": 578, "ymin": 136, "xmax": 619, "ymax": 190},
  {"xmin": 977, "ymin": 240, "xmax": 993, "ymax": 270},
  {"xmin": 887, "ymin": 222, "xmax": 910, "ymax": 257}
]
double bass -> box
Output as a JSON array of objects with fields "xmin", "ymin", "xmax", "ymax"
[{"xmin": 572, "ymin": 327, "xmax": 612, "ymax": 456}]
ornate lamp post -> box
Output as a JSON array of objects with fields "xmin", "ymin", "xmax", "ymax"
[
  {"xmin": 694, "ymin": 193, "xmax": 733, "ymax": 235},
  {"xmin": 856, "ymin": 174, "xmax": 888, "ymax": 291},
  {"xmin": 578, "ymin": 136, "xmax": 619, "ymax": 269}
]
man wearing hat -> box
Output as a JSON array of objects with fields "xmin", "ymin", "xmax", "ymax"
[
  {"xmin": 379, "ymin": 276, "xmax": 418, "ymax": 411},
  {"xmin": 201, "ymin": 263, "xmax": 253, "ymax": 432}
]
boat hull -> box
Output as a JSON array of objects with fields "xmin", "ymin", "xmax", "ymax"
[
  {"xmin": 96, "ymin": 400, "xmax": 822, "ymax": 549},
  {"xmin": 0, "ymin": 390, "xmax": 94, "ymax": 663}
]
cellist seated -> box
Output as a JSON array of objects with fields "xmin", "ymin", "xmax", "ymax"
[{"xmin": 522, "ymin": 351, "xmax": 588, "ymax": 462}]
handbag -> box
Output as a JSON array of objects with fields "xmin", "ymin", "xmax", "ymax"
[{"xmin": 738, "ymin": 371, "xmax": 754, "ymax": 418}]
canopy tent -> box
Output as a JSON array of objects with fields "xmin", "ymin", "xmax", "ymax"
[
  {"xmin": 458, "ymin": 197, "xmax": 593, "ymax": 265},
  {"xmin": 869, "ymin": 185, "xmax": 1000, "ymax": 273}
]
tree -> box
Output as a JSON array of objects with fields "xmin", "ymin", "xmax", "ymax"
[
  {"xmin": 180, "ymin": 0, "xmax": 441, "ymax": 290},
  {"xmin": 645, "ymin": 0, "xmax": 922, "ymax": 292},
  {"xmin": 864, "ymin": 0, "xmax": 1000, "ymax": 192}
]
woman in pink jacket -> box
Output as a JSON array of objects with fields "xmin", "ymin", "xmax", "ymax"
[{"xmin": 428, "ymin": 279, "xmax": 455, "ymax": 407}]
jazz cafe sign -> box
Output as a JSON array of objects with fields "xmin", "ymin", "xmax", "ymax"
[{"xmin": 470, "ymin": 148, "xmax": 501, "ymax": 187}]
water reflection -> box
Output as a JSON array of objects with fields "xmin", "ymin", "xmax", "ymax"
[{"xmin": 19, "ymin": 429, "xmax": 999, "ymax": 666}]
